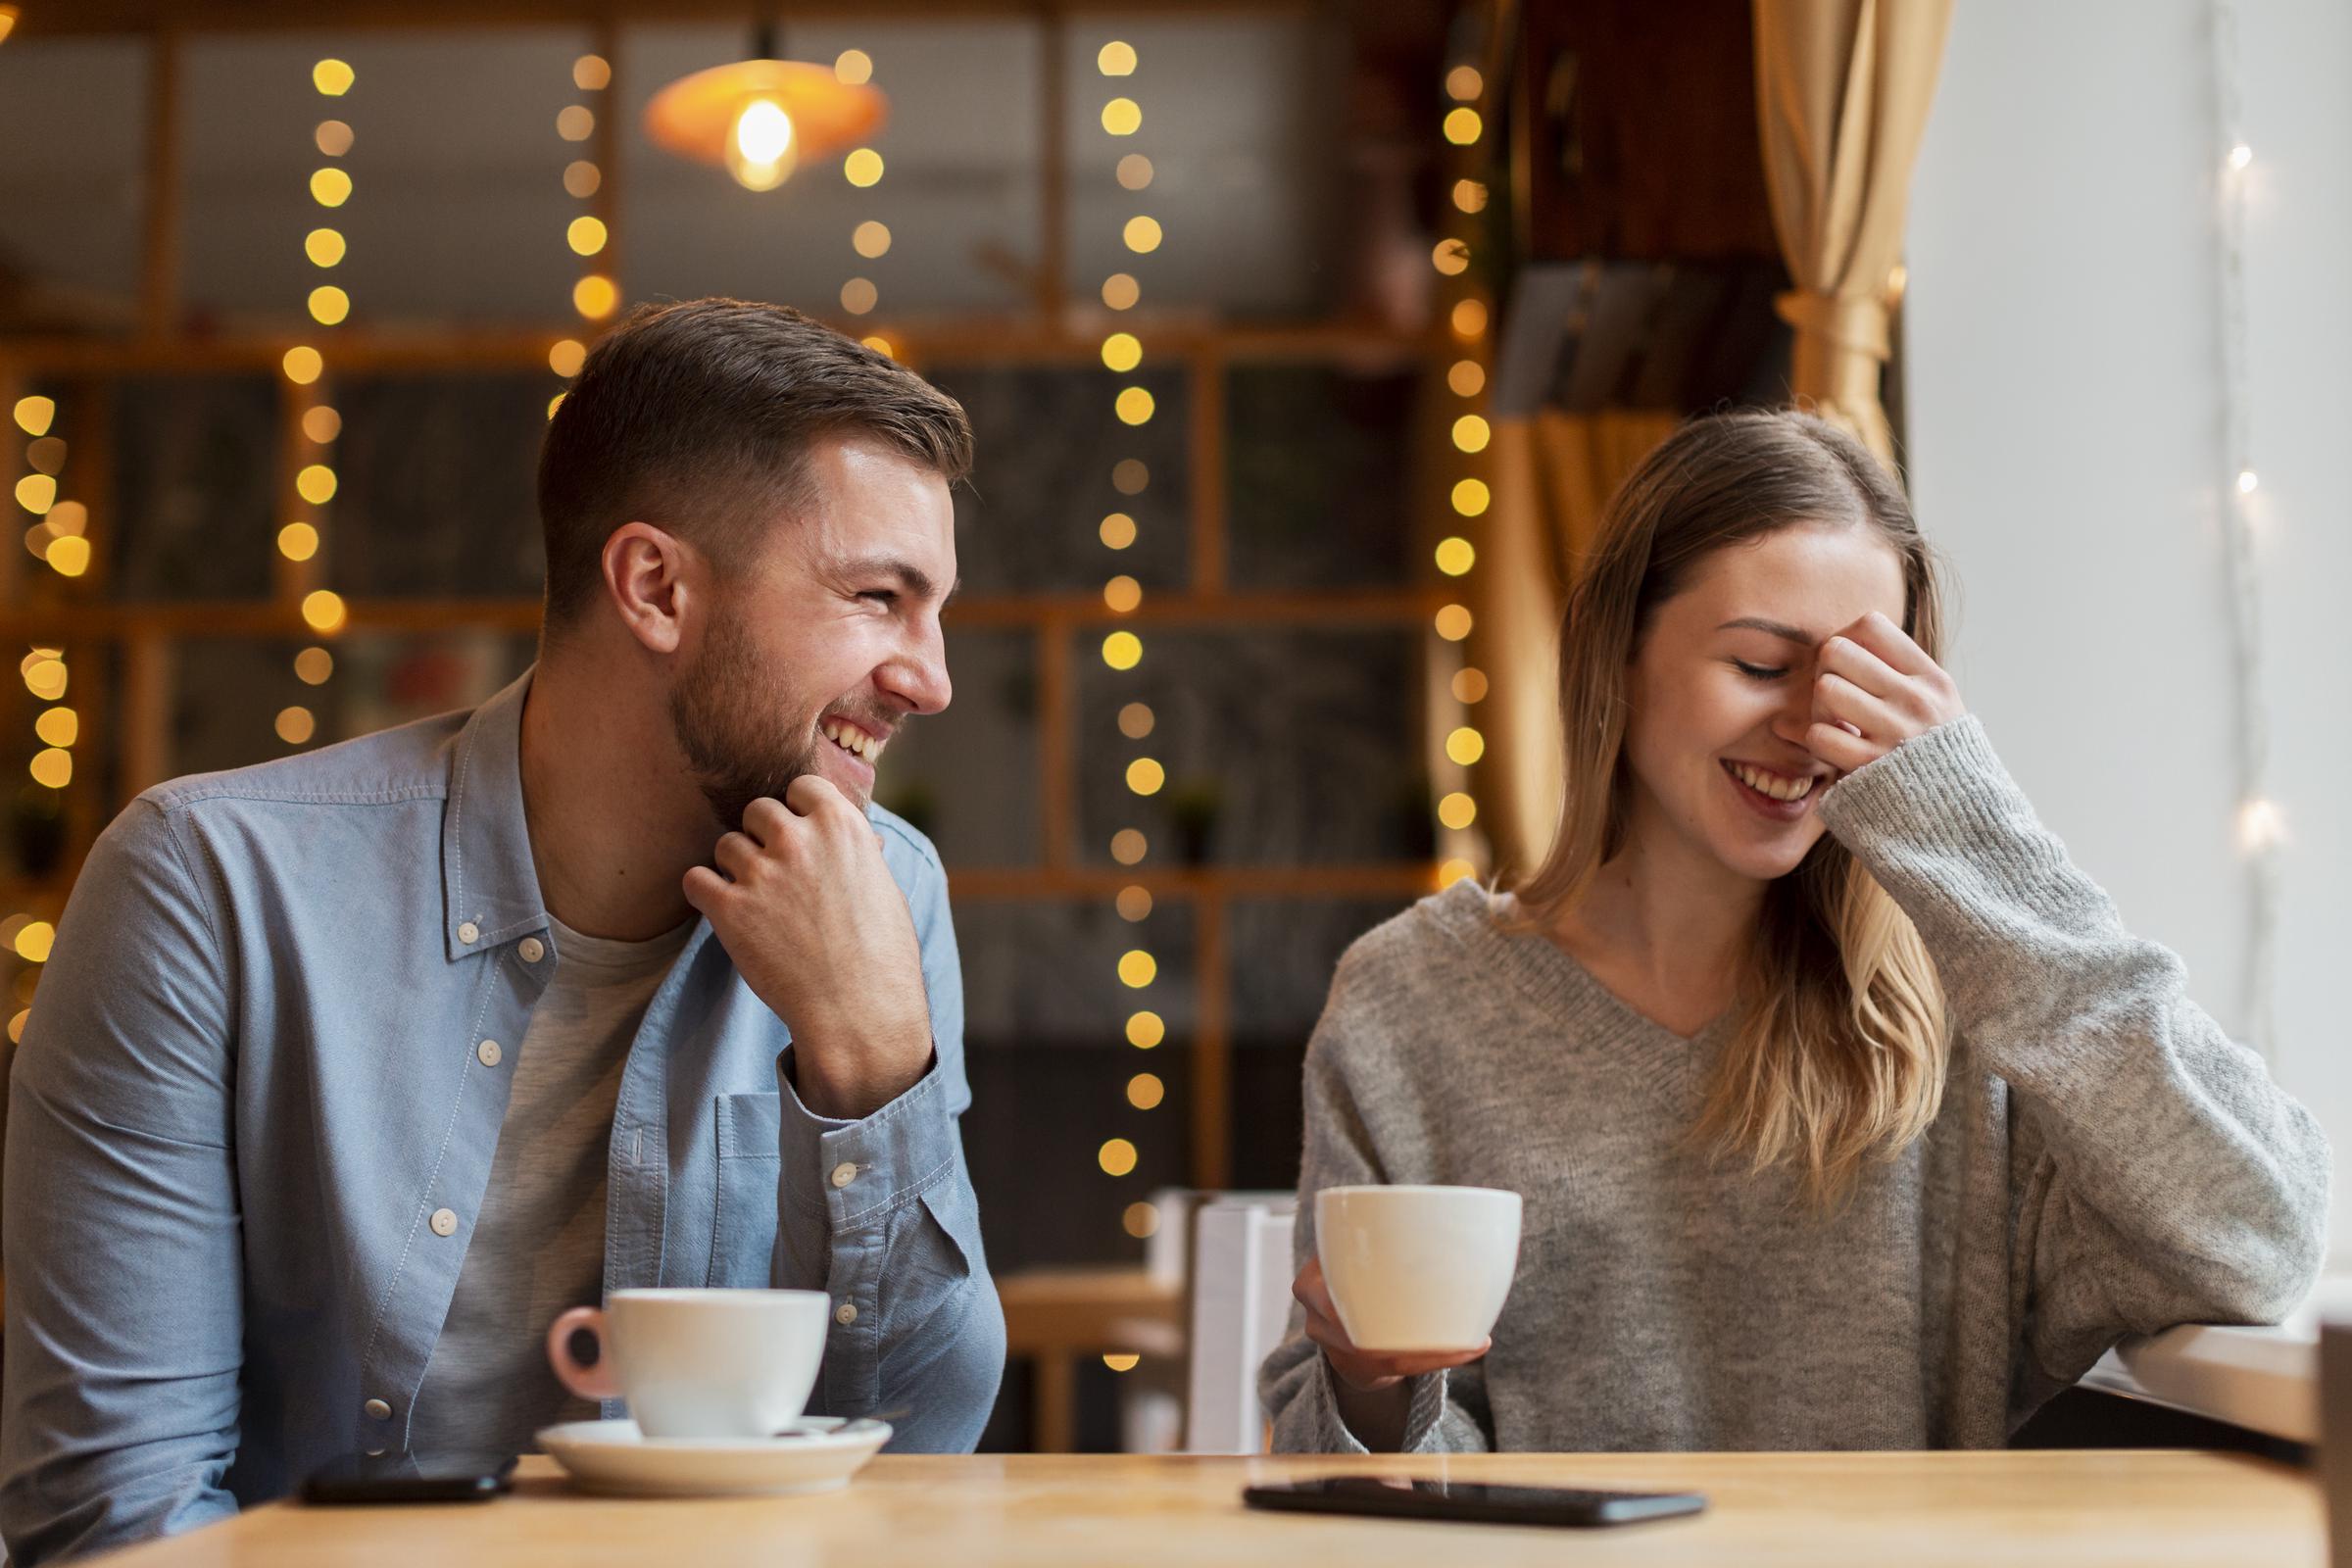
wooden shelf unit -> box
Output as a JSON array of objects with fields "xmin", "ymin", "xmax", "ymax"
[{"xmin": 0, "ymin": 12, "xmax": 1467, "ymax": 1198}]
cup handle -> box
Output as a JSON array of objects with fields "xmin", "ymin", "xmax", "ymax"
[{"xmin": 546, "ymin": 1305, "xmax": 621, "ymax": 1401}]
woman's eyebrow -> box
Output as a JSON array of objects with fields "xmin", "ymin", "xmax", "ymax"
[{"xmin": 1717, "ymin": 616, "xmax": 1818, "ymax": 647}]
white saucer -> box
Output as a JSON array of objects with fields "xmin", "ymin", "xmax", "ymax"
[{"xmin": 535, "ymin": 1416, "xmax": 891, "ymax": 1497}]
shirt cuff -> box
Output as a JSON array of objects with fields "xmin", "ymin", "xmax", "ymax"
[{"xmin": 775, "ymin": 1044, "xmax": 959, "ymax": 1229}]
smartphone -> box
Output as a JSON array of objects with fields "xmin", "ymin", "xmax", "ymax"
[
  {"xmin": 1242, "ymin": 1476, "xmax": 1705, "ymax": 1528},
  {"xmin": 300, "ymin": 1451, "xmax": 517, "ymax": 1505}
]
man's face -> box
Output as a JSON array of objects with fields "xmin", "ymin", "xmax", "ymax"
[{"xmin": 668, "ymin": 434, "xmax": 956, "ymax": 829}]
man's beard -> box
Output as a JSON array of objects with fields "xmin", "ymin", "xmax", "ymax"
[{"xmin": 668, "ymin": 613, "xmax": 827, "ymax": 832}]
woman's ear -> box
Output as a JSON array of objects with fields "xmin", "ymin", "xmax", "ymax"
[{"xmin": 601, "ymin": 521, "xmax": 695, "ymax": 655}]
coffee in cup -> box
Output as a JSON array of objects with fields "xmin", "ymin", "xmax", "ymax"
[
  {"xmin": 546, "ymin": 1288, "xmax": 829, "ymax": 1440},
  {"xmin": 1314, "ymin": 1184, "xmax": 1522, "ymax": 1352}
]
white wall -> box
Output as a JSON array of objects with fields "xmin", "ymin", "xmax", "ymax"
[{"xmin": 1905, "ymin": 0, "xmax": 2352, "ymax": 1251}]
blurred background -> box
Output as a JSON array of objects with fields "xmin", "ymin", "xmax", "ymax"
[{"xmin": 0, "ymin": 0, "xmax": 2346, "ymax": 1453}]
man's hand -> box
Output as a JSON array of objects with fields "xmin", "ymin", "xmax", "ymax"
[
  {"xmin": 683, "ymin": 775, "xmax": 932, "ymax": 1120},
  {"xmin": 1804, "ymin": 610, "xmax": 1968, "ymax": 776}
]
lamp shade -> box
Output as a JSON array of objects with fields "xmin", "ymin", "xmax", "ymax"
[{"xmin": 645, "ymin": 59, "xmax": 886, "ymax": 189}]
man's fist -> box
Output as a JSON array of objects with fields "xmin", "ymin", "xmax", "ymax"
[{"xmin": 683, "ymin": 774, "xmax": 932, "ymax": 1119}]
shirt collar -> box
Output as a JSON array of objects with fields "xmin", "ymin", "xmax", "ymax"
[{"xmin": 440, "ymin": 666, "xmax": 549, "ymax": 962}]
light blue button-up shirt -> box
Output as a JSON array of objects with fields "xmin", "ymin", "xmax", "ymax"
[{"xmin": 0, "ymin": 671, "xmax": 1004, "ymax": 1564}]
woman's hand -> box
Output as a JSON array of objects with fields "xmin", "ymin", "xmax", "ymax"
[
  {"xmin": 1293, "ymin": 1254, "xmax": 1490, "ymax": 1393},
  {"xmin": 1805, "ymin": 610, "xmax": 1967, "ymax": 776}
]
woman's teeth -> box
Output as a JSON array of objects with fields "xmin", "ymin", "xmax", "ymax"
[
  {"xmin": 823, "ymin": 721, "xmax": 884, "ymax": 762},
  {"xmin": 1731, "ymin": 761, "xmax": 1815, "ymax": 802}
]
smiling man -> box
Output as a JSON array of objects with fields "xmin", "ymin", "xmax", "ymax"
[{"xmin": 0, "ymin": 300, "xmax": 1004, "ymax": 1563}]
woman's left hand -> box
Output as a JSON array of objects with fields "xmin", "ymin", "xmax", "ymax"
[{"xmin": 1805, "ymin": 611, "xmax": 1968, "ymax": 775}]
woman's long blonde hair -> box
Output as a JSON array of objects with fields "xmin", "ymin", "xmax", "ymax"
[{"xmin": 1513, "ymin": 410, "xmax": 1949, "ymax": 1204}]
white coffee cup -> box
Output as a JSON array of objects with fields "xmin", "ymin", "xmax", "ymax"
[
  {"xmin": 1315, "ymin": 1185, "xmax": 1523, "ymax": 1352},
  {"xmin": 546, "ymin": 1288, "xmax": 829, "ymax": 1440}
]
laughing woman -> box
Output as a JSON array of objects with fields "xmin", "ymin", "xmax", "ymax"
[{"xmin": 1261, "ymin": 410, "xmax": 2328, "ymax": 1453}]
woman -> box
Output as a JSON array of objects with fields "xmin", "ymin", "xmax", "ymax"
[{"xmin": 1261, "ymin": 410, "xmax": 2328, "ymax": 1453}]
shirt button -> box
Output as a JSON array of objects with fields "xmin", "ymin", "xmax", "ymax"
[
  {"xmin": 830, "ymin": 1161, "xmax": 858, "ymax": 1190},
  {"xmin": 835, "ymin": 1301, "xmax": 858, "ymax": 1326},
  {"xmin": 518, "ymin": 937, "xmax": 546, "ymax": 963},
  {"xmin": 364, "ymin": 1398, "xmax": 391, "ymax": 1421},
  {"xmin": 429, "ymin": 1207, "xmax": 459, "ymax": 1237},
  {"xmin": 477, "ymin": 1039, "xmax": 503, "ymax": 1068},
  {"xmin": 457, "ymin": 921, "xmax": 480, "ymax": 945}
]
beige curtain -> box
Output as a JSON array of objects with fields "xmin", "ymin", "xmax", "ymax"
[
  {"xmin": 1753, "ymin": 0, "xmax": 1953, "ymax": 466},
  {"xmin": 1477, "ymin": 410, "xmax": 1680, "ymax": 876}
]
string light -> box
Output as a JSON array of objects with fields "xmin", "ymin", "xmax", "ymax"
[
  {"xmin": 1430, "ymin": 57, "xmax": 1495, "ymax": 894},
  {"xmin": 277, "ymin": 58, "xmax": 358, "ymax": 747},
  {"xmin": 16, "ymin": 394, "xmax": 89, "ymax": 580},
  {"xmin": 555, "ymin": 49, "xmax": 612, "ymax": 437},
  {"xmin": 1094, "ymin": 40, "xmax": 1164, "ymax": 1210},
  {"xmin": 19, "ymin": 631, "xmax": 76, "ymax": 925},
  {"xmin": 2209, "ymin": 3, "xmax": 2280, "ymax": 1055},
  {"xmin": 13, "ymin": 919, "xmax": 54, "ymax": 963},
  {"xmin": 839, "ymin": 52, "xmax": 889, "ymax": 334}
]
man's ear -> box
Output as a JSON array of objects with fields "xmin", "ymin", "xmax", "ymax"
[{"xmin": 601, "ymin": 522, "xmax": 696, "ymax": 656}]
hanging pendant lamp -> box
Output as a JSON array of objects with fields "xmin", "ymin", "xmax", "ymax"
[{"xmin": 644, "ymin": 23, "xmax": 887, "ymax": 192}]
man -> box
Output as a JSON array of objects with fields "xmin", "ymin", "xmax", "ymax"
[{"xmin": 0, "ymin": 299, "xmax": 1004, "ymax": 1562}]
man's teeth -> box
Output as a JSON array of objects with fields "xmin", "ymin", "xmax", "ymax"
[
  {"xmin": 823, "ymin": 721, "xmax": 885, "ymax": 762},
  {"xmin": 1732, "ymin": 762, "xmax": 1815, "ymax": 803}
]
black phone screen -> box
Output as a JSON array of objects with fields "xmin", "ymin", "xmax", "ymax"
[
  {"xmin": 300, "ymin": 1451, "xmax": 518, "ymax": 1505},
  {"xmin": 1242, "ymin": 1476, "xmax": 1706, "ymax": 1528}
]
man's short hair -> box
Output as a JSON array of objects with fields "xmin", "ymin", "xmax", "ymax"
[{"xmin": 535, "ymin": 297, "xmax": 974, "ymax": 626}]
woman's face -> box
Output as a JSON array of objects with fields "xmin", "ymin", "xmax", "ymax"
[{"xmin": 1620, "ymin": 522, "xmax": 1909, "ymax": 886}]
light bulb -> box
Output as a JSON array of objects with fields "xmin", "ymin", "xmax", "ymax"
[{"xmin": 725, "ymin": 97, "xmax": 798, "ymax": 191}]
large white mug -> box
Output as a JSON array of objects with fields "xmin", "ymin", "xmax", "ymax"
[
  {"xmin": 546, "ymin": 1288, "xmax": 829, "ymax": 1439},
  {"xmin": 1315, "ymin": 1185, "xmax": 1523, "ymax": 1352}
]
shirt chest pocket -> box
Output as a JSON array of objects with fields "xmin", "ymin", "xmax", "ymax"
[{"xmin": 709, "ymin": 1093, "xmax": 782, "ymax": 1288}]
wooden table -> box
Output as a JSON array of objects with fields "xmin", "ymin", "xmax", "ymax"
[
  {"xmin": 998, "ymin": 1266, "xmax": 1185, "ymax": 1452},
  {"xmin": 108, "ymin": 1450, "xmax": 2323, "ymax": 1566}
]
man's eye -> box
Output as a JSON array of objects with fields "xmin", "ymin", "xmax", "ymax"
[
  {"xmin": 1732, "ymin": 659, "xmax": 1787, "ymax": 681},
  {"xmin": 859, "ymin": 590, "xmax": 898, "ymax": 605}
]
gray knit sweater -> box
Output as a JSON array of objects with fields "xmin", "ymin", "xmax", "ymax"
[{"xmin": 1261, "ymin": 715, "xmax": 2329, "ymax": 1452}]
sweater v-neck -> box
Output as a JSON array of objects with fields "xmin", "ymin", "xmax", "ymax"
[{"xmin": 1422, "ymin": 880, "xmax": 1736, "ymax": 1054}]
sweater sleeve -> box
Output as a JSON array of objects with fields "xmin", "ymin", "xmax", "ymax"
[
  {"xmin": 1819, "ymin": 715, "xmax": 2330, "ymax": 1396},
  {"xmin": 1258, "ymin": 954, "xmax": 1494, "ymax": 1454}
]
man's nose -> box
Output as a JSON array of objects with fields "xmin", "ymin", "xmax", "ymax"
[{"xmin": 882, "ymin": 624, "xmax": 952, "ymax": 716}]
